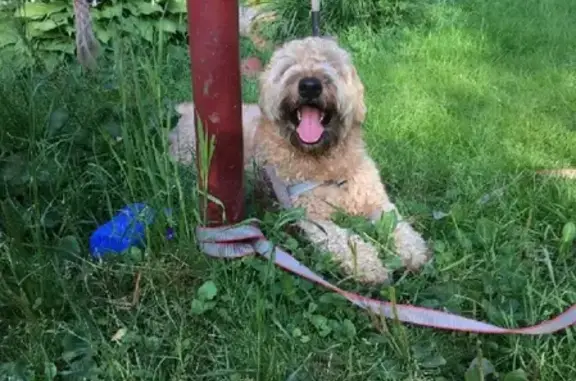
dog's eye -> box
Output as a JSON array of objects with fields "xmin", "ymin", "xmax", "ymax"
[
  {"xmin": 269, "ymin": 68, "xmax": 283, "ymax": 84},
  {"xmin": 276, "ymin": 68, "xmax": 289, "ymax": 82},
  {"xmin": 279, "ymin": 63, "xmax": 300, "ymax": 82}
]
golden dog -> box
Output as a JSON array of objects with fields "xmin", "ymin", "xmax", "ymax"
[{"xmin": 169, "ymin": 37, "xmax": 431, "ymax": 283}]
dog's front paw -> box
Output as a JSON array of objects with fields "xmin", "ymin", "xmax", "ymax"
[
  {"xmin": 393, "ymin": 222, "xmax": 431, "ymax": 270},
  {"xmin": 299, "ymin": 220, "xmax": 390, "ymax": 285},
  {"xmin": 345, "ymin": 236, "xmax": 391, "ymax": 284}
]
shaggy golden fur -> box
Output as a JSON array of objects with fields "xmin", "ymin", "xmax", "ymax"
[{"xmin": 168, "ymin": 37, "xmax": 431, "ymax": 283}]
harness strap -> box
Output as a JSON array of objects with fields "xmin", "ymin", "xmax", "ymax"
[{"xmin": 287, "ymin": 180, "xmax": 347, "ymax": 200}]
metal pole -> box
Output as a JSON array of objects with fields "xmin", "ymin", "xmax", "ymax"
[
  {"xmin": 311, "ymin": 0, "xmax": 320, "ymax": 36},
  {"xmin": 187, "ymin": 0, "xmax": 245, "ymax": 225}
]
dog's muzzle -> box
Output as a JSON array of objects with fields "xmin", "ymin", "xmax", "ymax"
[{"xmin": 286, "ymin": 76, "xmax": 334, "ymax": 146}]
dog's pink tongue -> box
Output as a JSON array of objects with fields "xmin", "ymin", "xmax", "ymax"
[{"xmin": 297, "ymin": 106, "xmax": 323, "ymax": 143}]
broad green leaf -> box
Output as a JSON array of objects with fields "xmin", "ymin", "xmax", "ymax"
[
  {"xmin": 197, "ymin": 280, "xmax": 218, "ymax": 301},
  {"xmin": 561, "ymin": 221, "xmax": 576, "ymax": 243},
  {"xmin": 465, "ymin": 357, "xmax": 496, "ymax": 381},
  {"xmin": 307, "ymin": 302, "xmax": 318, "ymax": 314},
  {"xmin": 42, "ymin": 53, "xmax": 62, "ymax": 73},
  {"xmin": 412, "ymin": 342, "xmax": 446, "ymax": 369},
  {"xmin": 40, "ymin": 41, "xmax": 74, "ymax": 54},
  {"xmin": 93, "ymin": 4, "xmax": 124, "ymax": 19},
  {"xmin": 127, "ymin": 247, "xmax": 146, "ymax": 263},
  {"xmin": 340, "ymin": 319, "xmax": 357, "ymax": 339},
  {"xmin": 57, "ymin": 236, "xmax": 81, "ymax": 256},
  {"xmin": 318, "ymin": 292, "xmax": 347, "ymax": 306},
  {"xmin": 309, "ymin": 314, "xmax": 332, "ymax": 337},
  {"xmin": 94, "ymin": 24, "xmax": 114, "ymax": 44},
  {"xmin": 44, "ymin": 362, "xmax": 57, "ymax": 380},
  {"xmin": 156, "ymin": 19, "xmax": 179, "ymax": 34},
  {"xmin": 191, "ymin": 299, "xmax": 215, "ymax": 315},
  {"xmin": 464, "ymin": 368, "xmax": 482, "ymax": 381},
  {"xmin": 468, "ymin": 357, "xmax": 496, "ymax": 375},
  {"xmin": 138, "ymin": 2, "xmax": 164, "ymax": 15},
  {"xmin": 503, "ymin": 369, "xmax": 528, "ymax": 381},
  {"xmin": 0, "ymin": 45, "xmax": 34, "ymax": 71},
  {"xmin": 15, "ymin": 2, "xmax": 67, "ymax": 19},
  {"xmin": 64, "ymin": 24, "xmax": 76, "ymax": 35},
  {"xmin": 166, "ymin": 0, "xmax": 187, "ymax": 13},
  {"xmin": 25, "ymin": 20, "xmax": 61, "ymax": 38},
  {"xmin": 49, "ymin": 12, "xmax": 70, "ymax": 24},
  {"xmin": 41, "ymin": 207, "xmax": 62, "ymax": 229},
  {"xmin": 101, "ymin": 119, "xmax": 123, "ymax": 138},
  {"xmin": 29, "ymin": 19, "xmax": 59, "ymax": 32},
  {"xmin": 0, "ymin": 22, "xmax": 21, "ymax": 48},
  {"xmin": 190, "ymin": 299, "xmax": 205, "ymax": 315},
  {"xmin": 383, "ymin": 255, "xmax": 404, "ymax": 271},
  {"xmin": 310, "ymin": 314, "xmax": 328, "ymax": 329},
  {"xmin": 47, "ymin": 107, "xmax": 69, "ymax": 136},
  {"xmin": 175, "ymin": 20, "xmax": 188, "ymax": 33},
  {"xmin": 419, "ymin": 354, "xmax": 447, "ymax": 369},
  {"xmin": 133, "ymin": 19, "xmax": 156, "ymax": 43},
  {"xmin": 126, "ymin": 2, "xmax": 163, "ymax": 15},
  {"xmin": 119, "ymin": 18, "xmax": 140, "ymax": 35}
]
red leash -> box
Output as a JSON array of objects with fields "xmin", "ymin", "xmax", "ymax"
[{"xmin": 196, "ymin": 223, "xmax": 576, "ymax": 335}]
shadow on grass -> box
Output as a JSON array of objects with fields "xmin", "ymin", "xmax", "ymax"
[
  {"xmin": 0, "ymin": 35, "xmax": 361, "ymax": 381},
  {"xmin": 349, "ymin": 0, "xmax": 576, "ymax": 194},
  {"xmin": 0, "ymin": 42, "xmax": 217, "ymax": 374},
  {"xmin": 340, "ymin": 0, "xmax": 576, "ymax": 378}
]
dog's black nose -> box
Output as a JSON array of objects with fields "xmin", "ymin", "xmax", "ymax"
[{"xmin": 298, "ymin": 77, "xmax": 323, "ymax": 99}]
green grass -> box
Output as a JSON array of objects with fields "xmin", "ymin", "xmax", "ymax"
[
  {"xmin": 258, "ymin": 0, "xmax": 422, "ymax": 42},
  {"xmin": 2, "ymin": 0, "xmax": 576, "ymax": 380}
]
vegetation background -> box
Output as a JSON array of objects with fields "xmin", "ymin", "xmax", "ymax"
[{"xmin": 1, "ymin": 0, "xmax": 575, "ymax": 380}]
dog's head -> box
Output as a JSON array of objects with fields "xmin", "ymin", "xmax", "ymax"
[{"xmin": 259, "ymin": 37, "xmax": 366, "ymax": 155}]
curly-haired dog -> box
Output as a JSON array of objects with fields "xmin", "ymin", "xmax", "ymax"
[{"xmin": 168, "ymin": 37, "xmax": 431, "ymax": 283}]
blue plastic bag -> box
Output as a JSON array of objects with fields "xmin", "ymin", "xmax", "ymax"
[{"xmin": 89, "ymin": 203, "xmax": 157, "ymax": 259}]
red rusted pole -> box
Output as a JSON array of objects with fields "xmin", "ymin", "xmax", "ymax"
[{"xmin": 187, "ymin": 0, "xmax": 244, "ymax": 225}]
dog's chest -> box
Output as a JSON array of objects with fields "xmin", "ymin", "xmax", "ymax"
[
  {"xmin": 260, "ymin": 163, "xmax": 379, "ymax": 220},
  {"xmin": 290, "ymin": 180, "xmax": 350, "ymax": 220},
  {"xmin": 254, "ymin": 133, "xmax": 384, "ymax": 219},
  {"xmin": 275, "ymin": 163, "xmax": 387, "ymax": 221}
]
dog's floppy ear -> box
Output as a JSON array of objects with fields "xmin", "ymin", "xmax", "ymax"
[
  {"xmin": 349, "ymin": 67, "xmax": 366, "ymax": 124},
  {"xmin": 258, "ymin": 64, "xmax": 284, "ymax": 121}
]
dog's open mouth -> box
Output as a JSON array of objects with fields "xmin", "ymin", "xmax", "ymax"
[{"xmin": 290, "ymin": 104, "xmax": 333, "ymax": 144}]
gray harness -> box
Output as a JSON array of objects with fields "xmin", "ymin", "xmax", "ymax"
[
  {"xmin": 287, "ymin": 179, "xmax": 347, "ymax": 200},
  {"xmin": 263, "ymin": 165, "xmax": 348, "ymax": 209},
  {"xmin": 263, "ymin": 165, "xmax": 399, "ymax": 223}
]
